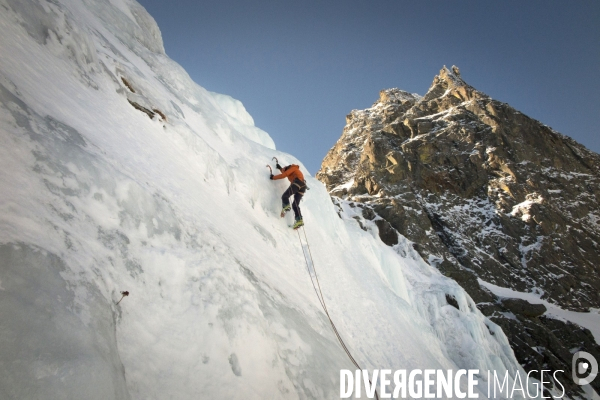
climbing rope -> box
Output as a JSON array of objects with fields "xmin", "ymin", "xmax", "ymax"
[{"xmin": 297, "ymin": 227, "xmax": 380, "ymax": 400}]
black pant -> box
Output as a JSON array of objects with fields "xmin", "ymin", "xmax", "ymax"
[{"xmin": 282, "ymin": 179, "xmax": 305, "ymax": 219}]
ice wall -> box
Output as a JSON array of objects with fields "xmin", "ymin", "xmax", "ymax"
[{"xmin": 0, "ymin": 0, "xmax": 527, "ymax": 398}]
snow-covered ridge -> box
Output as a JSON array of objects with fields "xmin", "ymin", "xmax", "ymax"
[{"xmin": 0, "ymin": 0, "xmax": 526, "ymax": 398}]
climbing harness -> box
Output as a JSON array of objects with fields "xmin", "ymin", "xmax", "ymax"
[
  {"xmin": 296, "ymin": 226, "xmax": 380, "ymax": 400},
  {"xmin": 292, "ymin": 178, "xmax": 307, "ymax": 192}
]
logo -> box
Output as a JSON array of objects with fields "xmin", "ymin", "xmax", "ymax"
[{"xmin": 572, "ymin": 351, "xmax": 598, "ymax": 385}]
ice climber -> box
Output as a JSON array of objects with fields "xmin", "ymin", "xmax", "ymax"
[{"xmin": 270, "ymin": 162, "xmax": 307, "ymax": 229}]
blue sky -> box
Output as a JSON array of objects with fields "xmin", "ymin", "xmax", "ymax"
[{"xmin": 137, "ymin": 0, "xmax": 599, "ymax": 175}]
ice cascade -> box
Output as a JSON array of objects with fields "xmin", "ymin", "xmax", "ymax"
[{"xmin": 0, "ymin": 0, "xmax": 527, "ymax": 398}]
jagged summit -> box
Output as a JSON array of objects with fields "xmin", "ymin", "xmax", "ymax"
[
  {"xmin": 421, "ymin": 65, "xmax": 478, "ymax": 102},
  {"xmin": 434, "ymin": 65, "xmax": 468, "ymax": 89},
  {"xmin": 317, "ymin": 67, "xmax": 600, "ymax": 398},
  {"xmin": 320, "ymin": 66, "xmax": 598, "ymax": 201}
]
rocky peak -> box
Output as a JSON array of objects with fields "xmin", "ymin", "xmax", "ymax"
[
  {"xmin": 318, "ymin": 66, "xmax": 599, "ymax": 307},
  {"xmin": 422, "ymin": 65, "xmax": 474, "ymax": 101},
  {"xmin": 317, "ymin": 66, "xmax": 600, "ymax": 398},
  {"xmin": 433, "ymin": 65, "xmax": 467, "ymax": 91}
]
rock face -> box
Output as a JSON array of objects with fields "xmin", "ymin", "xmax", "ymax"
[{"xmin": 317, "ymin": 66, "xmax": 600, "ymax": 397}]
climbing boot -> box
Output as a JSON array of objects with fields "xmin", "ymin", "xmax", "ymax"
[
  {"xmin": 280, "ymin": 205, "xmax": 291, "ymax": 217},
  {"xmin": 293, "ymin": 218, "xmax": 304, "ymax": 230}
]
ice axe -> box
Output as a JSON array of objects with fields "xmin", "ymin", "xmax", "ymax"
[
  {"xmin": 272, "ymin": 157, "xmax": 283, "ymax": 171},
  {"xmin": 268, "ymin": 156, "xmax": 282, "ymax": 176}
]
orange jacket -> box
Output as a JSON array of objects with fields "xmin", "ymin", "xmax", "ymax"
[{"xmin": 273, "ymin": 164, "xmax": 304, "ymax": 183}]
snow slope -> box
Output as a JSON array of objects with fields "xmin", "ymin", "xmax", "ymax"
[
  {"xmin": 480, "ymin": 279, "xmax": 600, "ymax": 344},
  {"xmin": 0, "ymin": 0, "xmax": 528, "ymax": 398}
]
